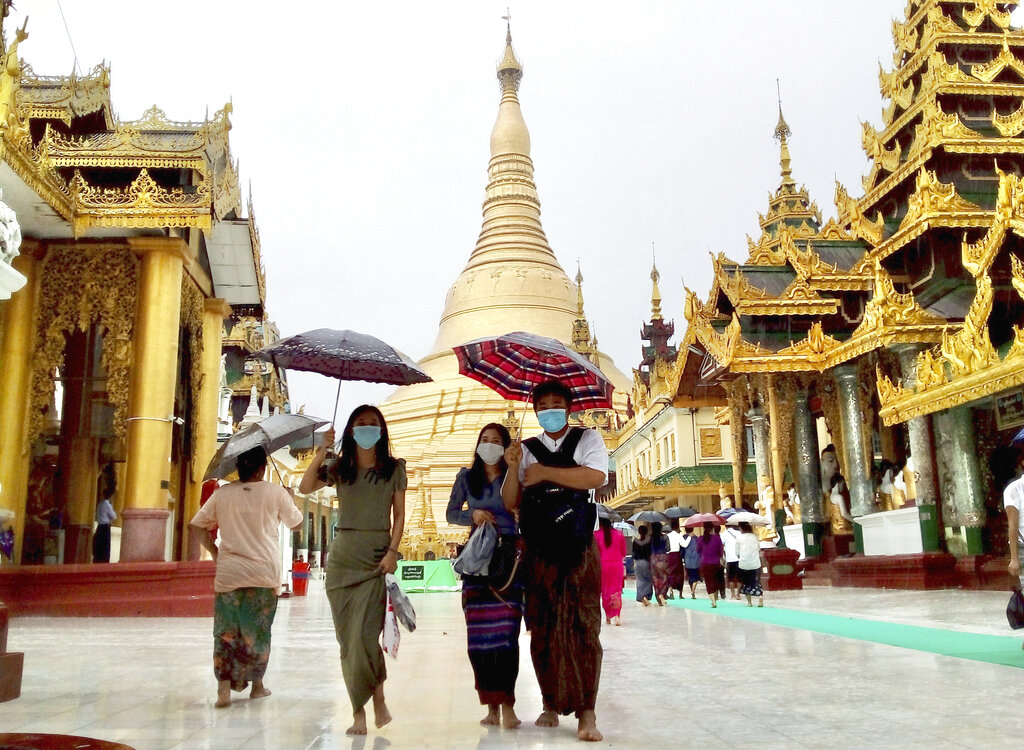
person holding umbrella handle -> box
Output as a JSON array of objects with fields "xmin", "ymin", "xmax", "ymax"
[
  {"xmin": 501, "ymin": 379, "xmax": 608, "ymax": 743},
  {"xmin": 300, "ymin": 406, "xmax": 407, "ymax": 735}
]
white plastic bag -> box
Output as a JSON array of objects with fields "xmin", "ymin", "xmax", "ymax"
[
  {"xmin": 452, "ymin": 522, "xmax": 497, "ymax": 577},
  {"xmin": 382, "ymin": 595, "xmax": 400, "ymax": 659},
  {"xmin": 385, "ymin": 573, "xmax": 417, "ymax": 632}
]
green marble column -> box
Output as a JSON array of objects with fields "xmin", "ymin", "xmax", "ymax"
[
  {"xmin": 894, "ymin": 344, "xmax": 943, "ymax": 552},
  {"xmin": 834, "ymin": 365, "xmax": 875, "ymax": 552},
  {"xmin": 933, "ymin": 405, "xmax": 986, "ymax": 555},
  {"xmin": 794, "ymin": 388, "xmax": 825, "ymax": 557},
  {"xmin": 748, "ymin": 406, "xmax": 771, "ymax": 498}
]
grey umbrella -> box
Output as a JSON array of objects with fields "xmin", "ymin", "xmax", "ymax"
[
  {"xmin": 596, "ymin": 504, "xmax": 622, "ymax": 523},
  {"xmin": 204, "ymin": 413, "xmax": 329, "ymax": 480},
  {"xmin": 664, "ymin": 506, "xmax": 697, "ymax": 519},
  {"xmin": 629, "ymin": 510, "xmax": 669, "ymax": 524}
]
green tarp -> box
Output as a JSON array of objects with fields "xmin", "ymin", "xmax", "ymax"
[{"xmin": 395, "ymin": 559, "xmax": 459, "ymax": 593}]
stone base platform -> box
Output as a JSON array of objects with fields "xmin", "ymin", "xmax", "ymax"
[
  {"xmin": 831, "ymin": 552, "xmax": 958, "ymax": 589},
  {"xmin": 0, "ymin": 562, "xmax": 215, "ymax": 617}
]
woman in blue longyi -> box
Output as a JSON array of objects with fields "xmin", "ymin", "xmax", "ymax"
[{"xmin": 447, "ymin": 422, "xmax": 523, "ymax": 729}]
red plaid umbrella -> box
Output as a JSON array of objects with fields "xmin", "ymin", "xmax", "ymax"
[{"xmin": 453, "ymin": 332, "xmax": 614, "ymax": 411}]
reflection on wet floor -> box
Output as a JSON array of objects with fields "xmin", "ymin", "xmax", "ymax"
[{"xmin": 1, "ymin": 581, "xmax": 1020, "ymax": 749}]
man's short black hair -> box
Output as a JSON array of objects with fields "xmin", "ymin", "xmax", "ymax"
[
  {"xmin": 236, "ymin": 446, "xmax": 268, "ymax": 482},
  {"xmin": 532, "ymin": 379, "xmax": 573, "ymax": 410}
]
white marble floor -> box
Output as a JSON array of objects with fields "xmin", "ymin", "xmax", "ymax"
[{"xmin": 1, "ymin": 582, "xmax": 1023, "ymax": 749}]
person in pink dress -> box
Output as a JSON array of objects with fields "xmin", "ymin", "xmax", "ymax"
[{"xmin": 594, "ymin": 516, "xmax": 627, "ymax": 626}]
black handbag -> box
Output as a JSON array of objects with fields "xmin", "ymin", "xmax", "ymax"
[
  {"xmin": 1007, "ymin": 585, "xmax": 1024, "ymax": 630},
  {"xmin": 487, "ymin": 534, "xmax": 523, "ymax": 592}
]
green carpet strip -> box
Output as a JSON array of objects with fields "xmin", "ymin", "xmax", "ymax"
[{"xmin": 665, "ymin": 596, "xmax": 1024, "ymax": 669}]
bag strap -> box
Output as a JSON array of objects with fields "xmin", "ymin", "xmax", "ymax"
[{"xmin": 523, "ymin": 427, "xmax": 586, "ymax": 466}]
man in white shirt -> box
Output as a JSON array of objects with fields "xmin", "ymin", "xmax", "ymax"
[
  {"xmin": 1003, "ymin": 447, "xmax": 1024, "ymax": 591},
  {"xmin": 721, "ymin": 525, "xmax": 741, "ymax": 600},
  {"xmin": 503, "ymin": 379, "xmax": 607, "ymax": 743}
]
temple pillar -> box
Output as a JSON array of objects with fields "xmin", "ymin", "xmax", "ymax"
[
  {"xmin": 767, "ymin": 375, "xmax": 786, "ymax": 505},
  {"xmin": 895, "ymin": 343, "xmax": 943, "ymax": 551},
  {"xmin": 185, "ymin": 298, "xmax": 232, "ymax": 560},
  {"xmin": 0, "ymin": 252, "xmax": 39, "ymax": 564},
  {"xmin": 120, "ymin": 238, "xmax": 186, "ymax": 562},
  {"xmin": 933, "ymin": 405, "xmax": 987, "ymax": 555},
  {"xmin": 748, "ymin": 405, "xmax": 772, "ymax": 519},
  {"xmin": 834, "ymin": 364, "xmax": 874, "ymax": 552},
  {"xmin": 793, "ymin": 388, "xmax": 825, "ymax": 557}
]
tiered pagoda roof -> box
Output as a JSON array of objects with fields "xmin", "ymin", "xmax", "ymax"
[{"xmin": 1, "ymin": 30, "xmax": 241, "ymax": 237}]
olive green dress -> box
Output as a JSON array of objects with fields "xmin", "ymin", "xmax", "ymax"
[{"xmin": 325, "ymin": 459, "xmax": 406, "ymax": 711}]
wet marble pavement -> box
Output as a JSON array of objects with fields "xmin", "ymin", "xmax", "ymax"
[{"xmin": 1, "ymin": 581, "xmax": 1022, "ymax": 749}]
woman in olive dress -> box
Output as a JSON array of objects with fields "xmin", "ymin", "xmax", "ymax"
[{"xmin": 300, "ymin": 405, "xmax": 406, "ymax": 736}]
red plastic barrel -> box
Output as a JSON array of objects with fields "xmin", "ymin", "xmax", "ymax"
[{"xmin": 291, "ymin": 561, "xmax": 311, "ymax": 596}]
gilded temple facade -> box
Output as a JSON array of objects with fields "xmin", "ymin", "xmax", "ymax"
[
  {"xmin": 0, "ymin": 20, "xmax": 271, "ymax": 565},
  {"xmin": 382, "ymin": 28, "xmax": 630, "ymax": 560},
  {"xmin": 604, "ymin": 265, "xmax": 757, "ymax": 519},
  {"xmin": 682, "ymin": 0, "xmax": 1024, "ymax": 568}
]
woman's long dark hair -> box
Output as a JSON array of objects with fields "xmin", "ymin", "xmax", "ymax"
[
  {"xmin": 467, "ymin": 423, "xmax": 511, "ymax": 497},
  {"xmin": 651, "ymin": 521, "xmax": 663, "ymax": 547},
  {"xmin": 599, "ymin": 515, "xmax": 613, "ymax": 547},
  {"xmin": 336, "ymin": 405, "xmax": 398, "ymax": 485}
]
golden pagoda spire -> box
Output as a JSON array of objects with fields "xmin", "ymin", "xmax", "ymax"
[
  {"xmin": 571, "ymin": 261, "xmax": 595, "ymax": 356},
  {"xmin": 575, "ymin": 261, "xmax": 585, "ymax": 317},
  {"xmin": 774, "ymin": 80, "xmax": 795, "ymax": 192},
  {"xmin": 650, "ymin": 243, "xmax": 663, "ymax": 321},
  {"xmin": 430, "ymin": 21, "xmax": 576, "ymax": 353}
]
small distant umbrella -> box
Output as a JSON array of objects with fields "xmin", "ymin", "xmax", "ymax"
[
  {"xmin": 596, "ymin": 504, "xmax": 622, "ymax": 523},
  {"xmin": 629, "ymin": 510, "xmax": 669, "ymax": 524},
  {"xmin": 716, "ymin": 507, "xmax": 740, "ymax": 519},
  {"xmin": 726, "ymin": 511, "xmax": 770, "ymax": 527},
  {"xmin": 613, "ymin": 521, "xmax": 636, "ymax": 538},
  {"xmin": 255, "ymin": 328, "xmax": 432, "ymax": 424},
  {"xmin": 1013, "ymin": 426, "xmax": 1024, "ymax": 444},
  {"xmin": 204, "ymin": 413, "xmax": 329, "ymax": 481},
  {"xmin": 664, "ymin": 506, "xmax": 697, "ymax": 519},
  {"xmin": 683, "ymin": 513, "xmax": 726, "ymax": 529}
]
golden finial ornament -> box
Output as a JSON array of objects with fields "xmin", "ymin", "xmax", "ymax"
[
  {"xmin": 650, "ymin": 243, "xmax": 663, "ymax": 321},
  {"xmin": 774, "ymin": 79, "xmax": 795, "ymax": 190}
]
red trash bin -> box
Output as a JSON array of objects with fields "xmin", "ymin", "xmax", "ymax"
[{"xmin": 291, "ymin": 561, "xmax": 311, "ymax": 596}]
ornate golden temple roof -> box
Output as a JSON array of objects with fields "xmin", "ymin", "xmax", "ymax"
[{"xmin": 0, "ymin": 27, "xmax": 240, "ymax": 237}]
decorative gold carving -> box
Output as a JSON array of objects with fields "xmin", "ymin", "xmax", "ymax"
[
  {"xmin": 699, "ymin": 427, "xmax": 723, "ymax": 458},
  {"xmin": 1011, "ymin": 253, "xmax": 1024, "ymax": 299},
  {"xmin": 971, "ymin": 39, "xmax": 1024, "ymax": 83},
  {"xmin": 862, "ymin": 122, "xmax": 902, "ymax": 173},
  {"xmin": 16, "ymin": 61, "xmax": 112, "ymax": 126},
  {"xmin": 180, "ymin": 277, "xmax": 205, "ymax": 459},
  {"xmin": 899, "ymin": 168, "xmax": 979, "ymax": 232},
  {"xmin": 962, "ymin": 0, "xmax": 1012, "ymax": 32},
  {"xmin": 993, "ymin": 100, "xmax": 1024, "ymax": 137},
  {"xmin": 776, "ymin": 322, "xmax": 841, "ymax": 360},
  {"xmin": 891, "ymin": 17, "xmax": 920, "ymax": 58},
  {"xmin": 835, "ymin": 181, "xmax": 885, "ymax": 244},
  {"xmin": 855, "ymin": 261, "xmax": 945, "ymax": 336},
  {"xmin": 68, "ymin": 168, "xmax": 212, "ymax": 236},
  {"xmin": 27, "ymin": 244, "xmax": 139, "ymax": 448}
]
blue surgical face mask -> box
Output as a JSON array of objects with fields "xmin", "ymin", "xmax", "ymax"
[
  {"xmin": 537, "ymin": 408, "xmax": 568, "ymax": 433},
  {"xmin": 352, "ymin": 425, "xmax": 382, "ymax": 450}
]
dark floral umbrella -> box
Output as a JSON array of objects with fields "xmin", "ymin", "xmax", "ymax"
[
  {"xmin": 453, "ymin": 331, "xmax": 614, "ymax": 411},
  {"xmin": 255, "ymin": 328, "xmax": 432, "ymax": 422}
]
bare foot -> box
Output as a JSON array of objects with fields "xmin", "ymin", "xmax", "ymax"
[
  {"xmin": 605, "ymin": 616, "xmax": 611, "ymax": 624},
  {"xmin": 641, "ymin": 598, "xmax": 650, "ymax": 607},
  {"xmin": 481, "ymin": 705, "xmax": 500, "ymax": 726},
  {"xmin": 657, "ymin": 595, "xmax": 666, "ymax": 606},
  {"xmin": 613, "ymin": 615, "xmax": 620, "ymax": 626},
  {"xmin": 215, "ymin": 681, "xmax": 231, "ymax": 709},
  {"xmin": 501, "ymin": 704, "xmax": 521, "ymax": 729},
  {"xmin": 535, "ymin": 710, "xmax": 559, "ymax": 727},
  {"xmin": 346, "ymin": 709, "xmax": 368, "ymax": 735},
  {"xmin": 577, "ymin": 711, "xmax": 602, "ymax": 742},
  {"xmin": 250, "ymin": 681, "xmax": 271, "ymax": 700}
]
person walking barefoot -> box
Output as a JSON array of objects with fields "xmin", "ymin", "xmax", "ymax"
[
  {"xmin": 300, "ymin": 406, "xmax": 406, "ymax": 735},
  {"xmin": 736, "ymin": 521, "xmax": 764, "ymax": 607}
]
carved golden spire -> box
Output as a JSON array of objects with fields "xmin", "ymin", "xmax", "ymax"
[
  {"xmin": 650, "ymin": 244, "xmax": 663, "ymax": 321},
  {"xmin": 571, "ymin": 261, "xmax": 595, "ymax": 356},
  {"xmin": 774, "ymin": 80, "xmax": 795, "ymax": 192},
  {"xmin": 575, "ymin": 261, "xmax": 585, "ymax": 317},
  {"xmin": 431, "ymin": 22, "xmax": 575, "ymax": 353}
]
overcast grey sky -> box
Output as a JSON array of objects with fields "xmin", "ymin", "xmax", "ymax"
[{"xmin": 12, "ymin": 1, "xmax": 997, "ymax": 421}]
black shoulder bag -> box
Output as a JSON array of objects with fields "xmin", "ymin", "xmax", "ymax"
[{"xmin": 519, "ymin": 427, "xmax": 596, "ymax": 568}]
